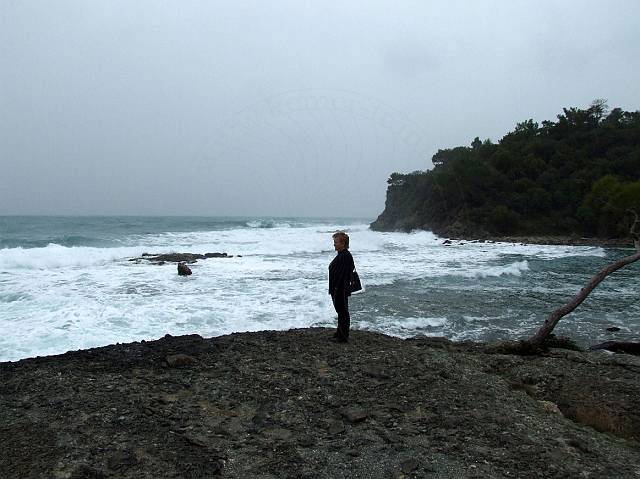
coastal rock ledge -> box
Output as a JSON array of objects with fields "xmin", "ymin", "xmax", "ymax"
[{"xmin": 2, "ymin": 329, "xmax": 640, "ymax": 478}]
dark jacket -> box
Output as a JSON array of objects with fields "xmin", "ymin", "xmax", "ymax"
[{"xmin": 328, "ymin": 249, "xmax": 355, "ymax": 296}]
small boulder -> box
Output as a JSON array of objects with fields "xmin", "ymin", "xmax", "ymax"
[
  {"xmin": 340, "ymin": 408, "xmax": 368, "ymax": 423},
  {"xmin": 166, "ymin": 354, "xmax": 197, "ymax": 367},
  {"xmin": 606, "ymin": 326, "xmax": 621, "ymax": 332},
  {"xmin": 538, "ymin": 400, "xmax": 562, "ymax": 415},
  {"xmin": 70, "ymin": 465, "xmax": 106, "ymax": 479},
  {"xmin": 297, "ymin": 435, "xmax": 316, "ymax": 447},
  {"xmin": 327, "ymin": 421, "xmax": 345, "ymax": 435},
  {"xmin": 590, "ymin": 341, "xmax": 640, "ymax": 355},
  {"xmin": 177, "ymin": 263, "xmax": 192, "ymax": 276},
  {"xmin": 401, "ymin": 459, "xmax": 419, "ymax": 473}
]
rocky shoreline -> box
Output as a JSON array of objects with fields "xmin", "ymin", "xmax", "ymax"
[
  {"xmin": 441, "ymin": 235, "xmax": 635, "ymax": 248},
  {"xmin": 2, "ymin": 329, "xmax": 640, "ymax": 478},
  {"xmin": 370, "ymin": 217, "xmax": 635, "ymax": 248},
  {"xmin": 459, "ymin": 236, "xmax": 634, "ymax": 248}
]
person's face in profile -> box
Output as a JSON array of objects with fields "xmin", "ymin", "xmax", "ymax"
[{"xmin": 333, "ymin": 237, "xmax": 345, "ymax": 252}]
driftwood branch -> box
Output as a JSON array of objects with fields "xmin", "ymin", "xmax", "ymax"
[
  {"xmin": 628, "ymin": 209, "xmax": 640, "ymax": 251},
  {"xmin": 527, "ymin": 210, "xmax": 640, "ymax": 348}
]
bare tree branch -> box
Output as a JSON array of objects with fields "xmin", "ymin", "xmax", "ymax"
[
  {"xmin": 628, "ymin": 208, "xmax": 639, "ymax": 251},
  {"xmin": 528, "ymin": 250, "xmax": 640, "ymax": 347},
  {"xmin": 527, "ymin": 209, "xmax": 640, "ymax": 348}
]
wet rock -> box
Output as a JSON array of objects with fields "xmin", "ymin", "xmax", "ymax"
[
  {"xmin": 400, "ymin": 458, "xmax": 419, "ymax": 473},
  {"xmin": 544, "ymin": 335, "xmax": 583, "ymax": 351},
  {"xmin": 183, "ymin": 434, "xmax": 209, "ymax": 447},
  {"xmin": 538, "ymin": 400, "xmax": 562, "ymax": 415},
  {"xmin": 177, "ymin": 263, "xmax": 192, "ymax": 276},
  {"xmin": 166, "ymin": 354, "xmax": 197, "ymax": 367},
  {"xmin": 327, "ymin": 421, "xmax": 346, "ymax": 435},
  {"xmin": 377, "ymin": 428, "xmax": 402, "ymax": 444},
  {"xmin": 264, "ymin": 427, "xmax": 293, "ymax": 441},
  {"xmin": 70, "ymin": 465, "xmax": 106, "ymax": 479},
  {"xmin": 213, "ymin": 425, "xmax": 231, "ymax": 437},
  {"xmin": 297, "ymin": 435, "xmax": 316, "ymax": 447},
  {"xmin": 106, "ymin": 450, "xmax": 137, "ymax": 469},
  {"xmin": 133, "ymin": 252, "xmax": 232, "ymax": 264},
  {"xmin": 590, "ymin": 341, "xmax": 640, "ymax": 355},
  {"xmin": 363, "ymin": 366, "xmax": 391, "ymax": 380},
  {"xmin": 211, "ymin": 459, "xmax": 225, "ymax": 476},
  {"xmin": 340, "ymin": 408, "xmax": 368, "ymax": 423}
]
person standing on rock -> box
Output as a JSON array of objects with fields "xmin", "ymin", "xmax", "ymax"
[{"xmin": 329, "ymin": 231, "xmax": 355, "ymax": 343}]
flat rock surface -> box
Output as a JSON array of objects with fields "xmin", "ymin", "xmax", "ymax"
[{"xmin": 2, "ymin": 329, "xmax": 640, "ymax": 478}]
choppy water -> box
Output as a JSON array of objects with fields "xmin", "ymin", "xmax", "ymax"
[{"xmin": 1, "ymin": 216, "xmax": 638, "ymax": 362}]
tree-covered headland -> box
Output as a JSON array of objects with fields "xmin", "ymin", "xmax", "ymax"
[{"xmin": 371, "ymin": 101, "xmax": 640, "ymax": 240}]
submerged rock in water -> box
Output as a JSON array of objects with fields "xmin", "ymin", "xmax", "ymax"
[{"xmin": 177, "ymin": 263, "xmax": 192, "ymax": 276}]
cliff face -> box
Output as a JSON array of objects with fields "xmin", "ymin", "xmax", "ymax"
[
  {"xmin": 369, "ymin": 183, "xmax": 418, "ymax": 232},
  {"xmin": 369, "ymin": 175, "xmax": 488, "ymax": 238}
]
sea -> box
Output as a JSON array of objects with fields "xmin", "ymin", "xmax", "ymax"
[{"xmin": 1, "ymin": 216, "xmax": 638, "ymax": 362}]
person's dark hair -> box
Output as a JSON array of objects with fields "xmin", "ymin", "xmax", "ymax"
[{"xmin": 332, "ymin": 231, "xmax": 349, "ymax": 249}]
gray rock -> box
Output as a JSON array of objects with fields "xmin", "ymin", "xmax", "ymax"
[
  {"xmin": 70, "ymin": 465, "xmax": 106, "ymax": 479},
  {"xmin": 327, "ymin": 421, "xmax": 346, "ymax": 435},
  {"xmin": 134, "ymin": 252, "xmax": 232, "ymax": 264},
  {"xmin": 166, "ymin": 354, "xmax": 197, "ymax": 367},
  {"xmin": 340, "ymin": 408, "xmax": 368, "ymax": 423},
  {"xmin": 297, "ymin": 435, "xmax": 316, "ymax": 447},
  {"xmin": 401, "ymin": 459, "xmax": 419, "ymax": 473},
  {"xmin": 363, "ymin": 366, "xmax": 391, "ymax": 380},
  {"xmin": 590, "ymin": 341, "xmax": 640, "ymax": 355},
  {"xmin": 177, "ymin": 263, "xmax": 192, "ymax": 276}
]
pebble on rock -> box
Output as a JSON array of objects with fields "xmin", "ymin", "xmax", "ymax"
[
  {"xmin": 327, "ymin": 421, "xmax": 346, "ymax": 435},
  {"xmin": 166, "ymin": 354, "xmax": 197, "ymax": 367},
  {"xmin": 401, "ymin": 459, "xmax": 419, "ymax": 473},
  {"xmin": 340, "ymin": 408, "xmax": 368, "ymax": 423}
]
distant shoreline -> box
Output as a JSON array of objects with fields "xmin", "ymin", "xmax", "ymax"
[
  {"xmin": 445, "ymin": 235, "xmax": 635, "ymax": 248},
  {"xmin": 369, "ymin": 223, "xmax": 636, "ymax": 248}
]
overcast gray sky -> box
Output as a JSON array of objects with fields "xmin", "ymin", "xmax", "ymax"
[{"xmin": 1, "ymin": 0, "xmax": 639, "ymax": 218}]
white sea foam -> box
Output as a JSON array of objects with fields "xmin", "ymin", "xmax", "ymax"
[
  {"xmin": 0, "ymin": 219, "xmax": 624, "ymax": 362},
  {"xmin": 0, "ymin": 244, "xmax": 146, "ymax": 270},
  {"xmin": 245, "ymin": 219, "xmax": 292, "ymax": 228},
  {"xmin": 464, "ymin": 260, "xmax": 530, "ymax": 279},
  {"xmin": 356, "ymin": 316, "xmax": 448, "ymax": 339}
]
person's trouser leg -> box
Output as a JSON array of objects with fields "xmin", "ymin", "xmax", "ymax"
[{"xmin": 332, "ymin": 291, "xmax": 350, "ymax": 341}]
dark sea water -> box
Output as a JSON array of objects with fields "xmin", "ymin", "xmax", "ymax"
[{"xmin": 1, "ymin": 216, "xmax": 638, "ymax": 361}]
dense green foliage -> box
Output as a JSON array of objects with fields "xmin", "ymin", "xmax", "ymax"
[{"xmin": 373, "ymin": 101, "xmax": 640, "ymax": 238}]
